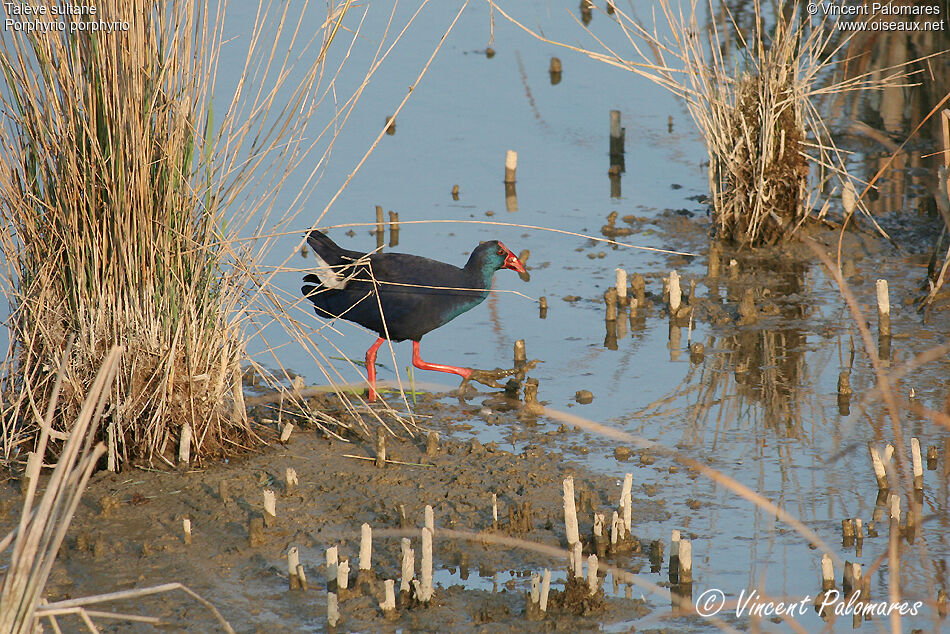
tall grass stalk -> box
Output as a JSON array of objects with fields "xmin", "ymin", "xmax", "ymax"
[
  {"xmin": 0, "ymin": 345, "xmax": 119, "ymax": 633},
  {"xmin": 0, "ymin": 0, "xmax": 354, "ymax": 464}
]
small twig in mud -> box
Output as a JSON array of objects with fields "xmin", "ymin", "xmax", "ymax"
[
  {"xmin": 342, "ymin": 454, "xmax": 433, "ymax": 468},
  {"xmin": 245, "ymin": 385, "xmax": 366, "ymax": 405},
  {"xmin": 406, "ymin": 366, "xmax": 417, "ymax": 406}
]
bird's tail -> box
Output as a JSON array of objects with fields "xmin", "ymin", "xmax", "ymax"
[
  {"xmin": 306, "ymin": 229, "xmax": 346, "ymax": 265},
  {"xmin": 305, "ymin": 229, "xmax": 349, "ymax": 291}
]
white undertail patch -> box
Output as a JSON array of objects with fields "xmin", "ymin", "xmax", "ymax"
[{"xmin": 313, "ymin": 253, "xmax": 347, "ymax": 290}]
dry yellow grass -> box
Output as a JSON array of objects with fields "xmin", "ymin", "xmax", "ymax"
[{"xmin": 0, "ymin": 0, "xmax": 355, "ymax": 465}]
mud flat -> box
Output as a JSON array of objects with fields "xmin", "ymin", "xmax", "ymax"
[{"xmin": 0, "ymin": 397, "xmax": 665, "ymax": 632}]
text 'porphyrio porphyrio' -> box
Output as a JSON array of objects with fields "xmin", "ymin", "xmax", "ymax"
[{"xmin": 302, "ymin": 230, "xmax": 526, "ymax": 401}]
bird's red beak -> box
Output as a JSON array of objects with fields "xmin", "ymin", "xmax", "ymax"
[{"xmin": 499, "ymin": 242, "xmax": 526, "ymax": 274}]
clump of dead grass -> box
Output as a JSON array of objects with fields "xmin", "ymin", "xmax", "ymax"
[
  {"xmin": 0, "ymin": 0, "xmax": 353, "ymax": 465},
  {"xmin": 712, "ymin": 45, "xmax": 810, "ymax": 244}
]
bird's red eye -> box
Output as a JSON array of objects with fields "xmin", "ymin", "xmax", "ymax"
[{"xmin": 497, "ymin": 247, "xmax": 505, "ymax": 256}]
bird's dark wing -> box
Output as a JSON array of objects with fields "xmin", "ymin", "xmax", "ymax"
[{"xmin": 303, "ymin": 247, "xmax": 489, "ymax": 341}]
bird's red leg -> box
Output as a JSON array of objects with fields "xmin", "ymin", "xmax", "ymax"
[
  {"xmin": 365, "ymin": 337, "xmax": 385, "ymax": 401},
  {"xmin": 412, "ymin": 340, "xmax": 472, "ymax": 379}
]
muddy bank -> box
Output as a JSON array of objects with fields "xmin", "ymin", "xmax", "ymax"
[{"xmin": 1, "ymin": 398, "xmax": 667, "ymax": 632}]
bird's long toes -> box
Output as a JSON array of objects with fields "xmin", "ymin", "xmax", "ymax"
[
  {"xmin": 467, "ymin": 359, "xmax": 541, "ymax": 388},
  {"xmin": 465, "ymin": 368, "xmax": 508, "ymax": 389}
]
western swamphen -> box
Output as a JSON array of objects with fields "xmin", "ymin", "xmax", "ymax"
[{"xmin": 302, "ymin": 230, "xmax": 526, "ymax": 401}]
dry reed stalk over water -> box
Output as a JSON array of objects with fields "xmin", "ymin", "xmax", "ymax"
[{"xmin": 373, "ymin": 526, "xmax": 745, "ymax": 632}]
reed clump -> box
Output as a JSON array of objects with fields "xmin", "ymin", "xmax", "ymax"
[
  {"xmin": 625, "ymin": 0, "xmax": 901, "ymax": 246},
  {"xmin": 491, "ymin": 0, "xmax": 913, "ymax": 246},
  {"xmin": 717, "ymin": 64, "xmax": 810, "ymax": 244},
  {"xmin": 0, "ymin": 0, "xmax": 349, "ymax": 465}
]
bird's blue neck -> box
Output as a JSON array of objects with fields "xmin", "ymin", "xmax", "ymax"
[{"xmin": 465, "ymin": 253, "xmax": 500, "ymax": 290}]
